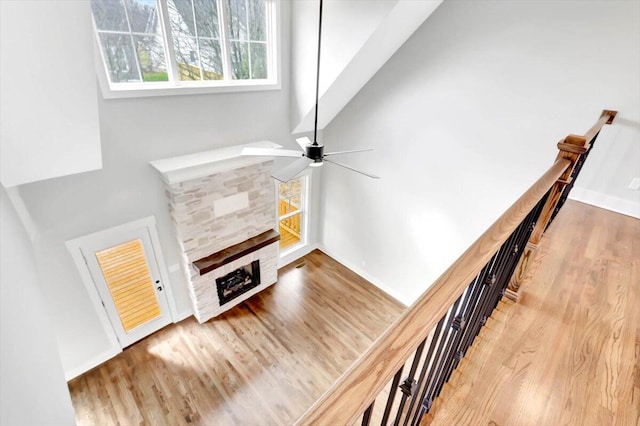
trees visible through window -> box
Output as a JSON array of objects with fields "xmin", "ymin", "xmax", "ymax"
[
  {"xmin": 90, "ymin": 0, "xmax": 275, "ymax": 89},
  {"xmin": 278, "ymin": 176, "xmax": 305, "ymax": 251}
]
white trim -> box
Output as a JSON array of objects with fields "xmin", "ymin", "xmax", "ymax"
[
  {"xmin": 3, "ymin": 186, "xmax": 38, "ymax": 242},
  {"xmin": 93, "ymin": 0, "xmax": 281, "ymax": 99},
  {"xmin": 65, "ymin": 216, "xmax": 180, "ymax": 377},
  {"xmin": 569, "ymin": 187, "xmax": 640, "ymax": 219},
  {"xmin": 276, "ymin": 170, "xmax": 311, "ymax": 259},
  {"xmin": 99, "ymin": 79, "xmax": 281, "ymax": 99},
  {"xmin": 150, "ymin": 140, "xmax": 282, "ymax": 185},
  {"xmin": 64, "ymin": 346, "xmax": 121, "ymax": 382},
  {"xmin": 316, "ymin": 244, "xmax": 411, "ymax": 307},
  {"xmin": 145, "ymin": 222, "xmax": 180, "ymax": 321},
  {"xmin": 176, "ymin": 308, "xmax": 194, "ymax": 322},
  {"xmin": 66, "ymin": 239, "xmax": 123, "ymax": 371},
  {"xmin": 278, "ymin": 242, "xmax": 318, "ymax": 269}
]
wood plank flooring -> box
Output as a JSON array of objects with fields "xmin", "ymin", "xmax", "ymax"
[
  {"xmin": 68, "ymin": 250, "xmax": 405, "ymax": 425},
  {"xmin": 423, "ymin": 200, "xmax": 640, "ymax": 426}
]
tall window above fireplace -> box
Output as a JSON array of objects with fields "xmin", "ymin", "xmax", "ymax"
[{"xmin": 277, "ymin": 175, "xmax": 307, "ymax": 253}]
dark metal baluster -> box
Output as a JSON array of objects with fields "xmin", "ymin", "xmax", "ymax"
[
  {"xmin": 381, "ymin": 366, "xmax": 404, "ymax": 426},
  {"xmin": 404, "ymin": 298, "xmax": 462, "ymax": 425},
  {"xmin": 467, "ymin": 239, "xmax": 514, "ymax": 346},
  {"xmin": 441, "ymin": 275, "xmax": 488, "ymax": 386},
  {"xmin": 393, "ymin": 337, "xmax": 427, "ymax": 426},
  {"xmin": 361, "ymin": 401, "xmax": 374, "ymax": 426},
  {"xmin": 394, "ymin": 316, "xmax": 445, "ymax": 426},
  {"xmin": 411, "ymin": 299, "xmax": 467, "ymax": 425},
  {"xmin": 456, "ymin": 253, "xmax": 500, "ymax": 359}
]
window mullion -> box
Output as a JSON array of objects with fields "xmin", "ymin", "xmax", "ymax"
[
  {"xmin": 190, "ymin": 0, "xmax": 204, "ymax": 80},
  {"xmin": 218, "ymin": 0, "xmax": 233, "ymax": 81},
  {"xmin": 266, "ymin": 0, "xmax": 275, "ymax": 80},
  {"xmin": 245, "ymin": 0, "xmax": 252, "ymax": 79},
  {"xmin": 158, "ymin": 0, "xmax": 180, "ymax": 84},
  {"xmin": 121, "ymin": 0, "xmax": 144, "ymax": 82},
  {"xmin": 279, "ymin": 209, "xmax": 301, "ymax": 222}
]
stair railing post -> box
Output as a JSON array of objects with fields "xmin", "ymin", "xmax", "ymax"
[
  {"xmin": 504, "ymin": 135, "xmax": 587, "ymax": 301},
  {"xmin": 505, "ymin": 109, "xmax": 617, "ymax": 301}
]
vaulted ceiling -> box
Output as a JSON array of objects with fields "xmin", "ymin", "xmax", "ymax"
[{"xmin": 289, "ymin": 0, "xmax": 443, "ymax": 135}]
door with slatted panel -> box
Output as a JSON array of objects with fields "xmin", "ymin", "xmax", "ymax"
[{"xmin": 81, "ymin": 227, "xmax": 171, "ymax": 348}]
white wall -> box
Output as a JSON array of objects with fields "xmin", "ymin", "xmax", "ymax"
[
  {"xmin": 0, "ymin": 0, "xmax": 101, "ymax": 187},
  {"xmin": 0, "ymin": 187, "xmax": 76, "ymax": 425},
  {"xmin": 14, "ymin": 2, "xmax": 295, "ymax": 377},
  {"xmin": 321, "ymin": 0, "xmax": 640, "ymax": 304},
  {"xmin": 290, "ymin": 0, "xmax": 397, "ymax": 131}
]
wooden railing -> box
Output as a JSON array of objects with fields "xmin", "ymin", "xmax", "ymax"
[
  {"xmin": 295, "ymin": 110, "xmax": 617, "ymax": 426},
  {"xmin": 279, "ymin": 199, "xmax": 301, "ymax": 237}
]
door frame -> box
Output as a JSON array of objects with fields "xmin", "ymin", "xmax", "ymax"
[{"xmin": 66, "ymin": 217, "xmax": 179, "ymax": 362}]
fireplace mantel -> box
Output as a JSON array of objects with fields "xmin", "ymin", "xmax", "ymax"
[
  {"xmin": 192, "ymin": 229, "xmax": 280, "ymax": 276},
  {"xmin": 150, "ymin": 140, "xmax": 282, "ymax": 185}
]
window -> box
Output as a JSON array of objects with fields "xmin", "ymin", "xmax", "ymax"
[
  {"xmin": 277, "ymin": 176, "xmax": 306, "ymax": 252},
  {"xmin": 90, "ymin": 0, "xmax": 278, "ymax": 97}
]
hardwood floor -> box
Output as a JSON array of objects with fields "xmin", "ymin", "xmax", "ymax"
[
  {"xmin": 423, "ymin": 200, "xmax": 640, "ymax": 426},
  {"xmin": 68, "ymin": 250, "xmax": 405, "ymax": 425}
]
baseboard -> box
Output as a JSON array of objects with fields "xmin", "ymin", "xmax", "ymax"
[
  {"xmin": 569, "ymin": 187, "xmax": 640, "ymax": 219},
  {"xmin": 64, "ymin": 345, "xmax": 122, "ymax": 381},
  {"xmin": 316, "ymin": 244, "xmax": 411, "ymax": 307},
  {"xmin": 278, "ymin": 242, "xmax": 319, "ymax": 269},
  {"xmin": 176, "ymin": 308, "xmax": 193, "ymax": 322}
]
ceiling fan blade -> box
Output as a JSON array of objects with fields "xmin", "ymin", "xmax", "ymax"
[
  {"xmin": 241, "ymin": 147, "xmax": 304, "ymax": 158},
  {"xmin": 323, "ymin": 148, "xmax": 374, "ymax": 157},
  {"xmin": 271, "ymin": 157, "xmax": 314, "ymax": 182},
  {"xmin": 324, "ymin": 158, "xmax": 380, "ymax": 179},
  {"xmin": 296, "ymin": 137, "xmax": 311, "ymax": 151}
]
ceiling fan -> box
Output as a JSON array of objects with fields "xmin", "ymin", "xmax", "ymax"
[{"xmin": 241, "ymin": 0, "xmax": 379, "ymax": 182}]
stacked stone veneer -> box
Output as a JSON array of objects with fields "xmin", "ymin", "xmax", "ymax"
[{"xmin": 164, "ymin": 160, "xmax": 278, "ymax": 323}]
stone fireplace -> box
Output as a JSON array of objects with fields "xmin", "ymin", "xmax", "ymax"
[{"xmin": 150, "ymin": 141, "xmax": 281, "ymax": 323}]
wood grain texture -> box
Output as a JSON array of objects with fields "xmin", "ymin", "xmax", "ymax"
[
  {"xmin": 507, "ymin": 110, "xmax": 608, "ymax": 299},
  {"xmin": 68, "ymin": 250, "xmax": 405, "ymax": 425},
  {"xmin": 192, "ymin": 229, "xmax": 280, "ymax": 275},
  {"xmin": 295, "ymin": 159, "xmax": 571, "ymax": 425},
  {"xmin": 96, "ymin": 239, "xmax": 161, "ymax": 332},
  {"xmin": 423, "ymin": 200, "xmax": 639, "ymax": 426}
]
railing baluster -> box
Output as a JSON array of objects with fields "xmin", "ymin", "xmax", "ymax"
[
  {"xmin": 361, "ymin": 401, "xmax": 374, "ymax": 426},
  {"xmin": 393, "ymin": 337, "xmax": 427, "ymax": 426},
  {"xmin": 456, "ymin": 253, "xmax": 500, "ymax": 358},
  {"xmin": 441, "ymin": 275, "xmax": 486, "ymax": 386},
  {"xmin": 394, "ymin": 317, "xmax": 445, "ymax": 426},
  {"xmin": 404, "ymin": 298, "xmax": 462, "ymax": 425},
  {"xmin": 381, "ymin": 367, "xmax": 404, "ymax": 426}
]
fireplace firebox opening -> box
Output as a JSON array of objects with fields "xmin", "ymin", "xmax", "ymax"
[{"xmin": 216, "ymin": 260, "xmax": 261, "ymax": 306}]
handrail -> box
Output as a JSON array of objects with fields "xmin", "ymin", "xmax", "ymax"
[
  {"xmin": 295, "ymin": 158, "xmax": 571, "ymax": 425},
  {"xmin": 584, "ymin": 109, "xmax": 617, "ymax": 143}
]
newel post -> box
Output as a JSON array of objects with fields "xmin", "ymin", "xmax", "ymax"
[
  {"xmin": 504, "ymin": 134, "xmax": 588, "ymax": 301},
  {"xmin": 505, "ymin": 109, "xmax": 617, "ymax": 301}
]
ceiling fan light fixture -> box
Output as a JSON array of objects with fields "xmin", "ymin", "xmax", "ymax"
[{"xmin": 309, "ymin": 160, "xmax": 324, "ymax": 168}]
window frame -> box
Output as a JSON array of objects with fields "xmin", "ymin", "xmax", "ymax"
[
  {"xmin": 276, "ymin": 172, "xmax": 310, "ymax": 256},
  {"xmin": 92, "ymin": 0, "xmax": 281, "ymax": 99}
]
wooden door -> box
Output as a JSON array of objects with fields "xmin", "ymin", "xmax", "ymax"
[{"xmin": 81, "ymin": 227, "xmax": 171, "ymax": 348}]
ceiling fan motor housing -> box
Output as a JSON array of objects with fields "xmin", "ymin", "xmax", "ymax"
[{"xmin": 305, "ymin": 144, "xmax": 324, "ymax": 161}]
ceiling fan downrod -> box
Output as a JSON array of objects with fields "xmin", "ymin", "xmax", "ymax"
[{"xmin": 312, "ymin": 0, "xmax": 324, "ymax": 147}]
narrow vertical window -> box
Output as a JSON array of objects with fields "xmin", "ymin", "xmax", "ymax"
[{"xmin": 277, "ymin": 176, "xmax": 306, "ymax": 251}]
